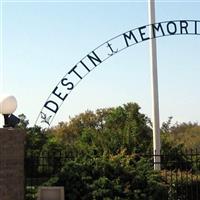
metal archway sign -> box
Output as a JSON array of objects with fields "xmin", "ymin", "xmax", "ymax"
[{"xmin": 35, "ymin": 20, "xmax": 200, "ymax": 128}]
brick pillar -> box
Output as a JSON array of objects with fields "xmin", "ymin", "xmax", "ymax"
[{"xmin": 0, "ymin": 128, "xmax": 25, "ymax": 200}]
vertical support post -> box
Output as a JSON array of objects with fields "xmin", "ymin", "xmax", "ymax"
[
  {"xmin": 0, "ymin": 128, "xmax": 25, "ymax": 200},
  {"xmin": 148, "ymin": 0, "xmax": 161, "ymax": 170}
]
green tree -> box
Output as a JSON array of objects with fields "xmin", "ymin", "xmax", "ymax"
[
  {"xmin": 52, "ymin": 103, "xmax": 152, "ymax": 155},
  {"xmin": 45, "ymin": 152, "xmax": 167, "ymax": 200},
  {"xmin": 17, "ymin": 113, "xmax": 29, "ymax": 129}
]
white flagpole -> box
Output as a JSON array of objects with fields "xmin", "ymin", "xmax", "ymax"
[{"xmin": 148, "ymin": 0, "xmax": 161, "ymax": 170}]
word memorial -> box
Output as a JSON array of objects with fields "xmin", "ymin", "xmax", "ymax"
[{"xmin": 35, "ymin": 20, "xmax": 200, "ymax": 128}]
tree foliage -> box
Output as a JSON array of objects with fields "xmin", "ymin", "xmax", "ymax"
[
  {"xmin": 23, "ymin": 102, "xmax": 200, "ymax": 200},
  {"xmin": 49, "ymin": 103, "xmax": 152, "ymax": 156},
  {"xmin": 45, "ymin": 151, "xmax": 167, "ymax": 200}
]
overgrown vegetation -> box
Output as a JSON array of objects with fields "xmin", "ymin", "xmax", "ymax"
[{"xmin": 22, "ymin": 102, "xmax": 200, "ymax": 199}]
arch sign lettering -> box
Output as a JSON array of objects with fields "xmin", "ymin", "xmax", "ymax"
[{"xmin": 35, "ymin": 20, "xmax": 200, "ymax": 128}]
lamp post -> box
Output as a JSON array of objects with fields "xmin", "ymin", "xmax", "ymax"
[
  {"xmin": 0, "ymin": 94, "xmax": 25, "ymax": 200},
  {"xmin": 0, "ymin": 94, "xmax": 20, "ymax": 127}
]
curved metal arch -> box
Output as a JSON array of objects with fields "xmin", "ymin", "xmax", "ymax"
[{"xmin": 35, "ymin": 20, "xmax": 200, "ymax": 128}]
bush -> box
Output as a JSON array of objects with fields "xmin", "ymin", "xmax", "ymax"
[
  {"xmin": 161, "ymin": 170, "xmax": 200, "ymax": 200},
  {"xmin": 44, "ymin": 153, "xmax": 168, "ymax": 200}
]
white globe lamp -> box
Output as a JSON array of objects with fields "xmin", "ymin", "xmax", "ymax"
[
  {"xmin": 0, "ymin": 94, "xmax": 17, "ymax": 114},
  {"xmin": 0, "ymin": 94, "xmax": 19, "ymax": 128}
]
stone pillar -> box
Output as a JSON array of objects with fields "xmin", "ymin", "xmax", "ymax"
[{"xmin": 0, "ymin": 128, "xmax": 25, "ymax": 200}]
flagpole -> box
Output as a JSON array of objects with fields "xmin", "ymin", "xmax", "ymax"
[{"xmin": 148, "ymin": 0, "xmax": 161, "ymax": 170}]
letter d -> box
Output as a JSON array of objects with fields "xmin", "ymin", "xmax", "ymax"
[{"xmin": 44, "ymin": 100, "xmax": 59, "ymax": 113}]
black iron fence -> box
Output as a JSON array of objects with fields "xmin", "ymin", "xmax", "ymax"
[{"xmin": 25, "ymin": 149, "xmax": 200, "ymax": 200}]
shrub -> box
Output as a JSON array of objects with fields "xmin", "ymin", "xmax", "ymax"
[{"xmin": 44, "ymin": 153, "xmax": 168, "ymax": 200}]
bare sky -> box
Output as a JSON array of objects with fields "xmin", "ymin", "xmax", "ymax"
[{"xmin": 1, "ymin": 0, "xmax": 200, "ymax": 127}]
